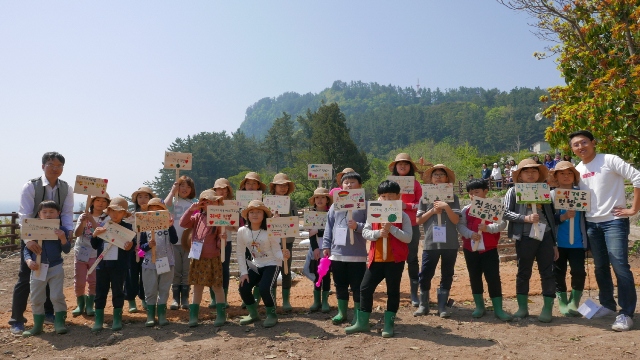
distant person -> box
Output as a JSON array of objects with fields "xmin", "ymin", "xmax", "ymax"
[
  {"xmin": 490, "ymin": 163, "xmax": 502, "ymax": 188},
  {"xmin": 563, "ymin": 154, "xmax": 574, "ymax": 165},
  {"xmin": 532, "ymin": 155, "xmax": 542, "ymax": 164},
  {"xmin": 543, "ymin": 154, "xmax": 555, "ymax": 170},
  {"xmin": 510, "ymin": 159, "xmax": 518, "ymax": 172},
  {"xmin": 480, "ymin": 163, "xmax": 491, "ymax": 182},
  {"xmin": 553, "ymin": 152, "xmax": 562, "ymax": 168}
]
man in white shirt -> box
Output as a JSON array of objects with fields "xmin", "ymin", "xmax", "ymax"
[{"xmin": 570, "ymin": 130, "xmax": 640, "ymax": 332}]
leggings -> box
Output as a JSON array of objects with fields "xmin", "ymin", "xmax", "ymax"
[{"xmin": 239, "ymin": 266, "xmax": 280, "ymax": 307}]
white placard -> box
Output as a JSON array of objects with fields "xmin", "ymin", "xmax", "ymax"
[
  {"xmin": 164, "ymin": 151, "xmax": 193, "ymax": 170},
  {"xmin": 468, "ymin": 197, "xmax": 505, "ymax": 223},
  {"xmin": 303, "ymin": 211, "xmax": 328, "ymax": 230},
  {"xmin": 307, "ymin": 164, "xmax": 333, "ymax": 181},
  {"xmin": 74, "ymin": 175, "xmax": 109, "ymax": 197},
  {"xmin": 135, "ymin": 211, "xmax": 172, "ymax": 232},
  {"xmin": 366, "ymin": 200, "xmax": 403, "ymax": 223},
  {"xmin": 206, "ymin": 204, "xmax": 240, "ymax": 226},
  {"xmin": 97, "ymin": 220, "xmax": 136, "ymax": 250},
  {"xmin": 21, "ymin": 219, "xmax": 60, "ymax": 241},
  {"xmin": 515, "ymin": 183, "xmax": 551, "ymax": 204},
  {"xmin": 267, "ymin": 216, "xmax": 299, "ymax": 239},
  {"xmin": 263, "ymin": 195, "xmax": 291, "ymax": 214},
  {"xmin": 387, "ymin": 176, "xmax": 414, "ymax": 194},
  {"xmin": 236, "ymin": 191, "xmax": 263, "ymax": 208},
  {"xmin": 332, "ymin": 189, "xmax": 366, "ymax": 211},
  {"xmin": 421, "ymin": 183, "xmax": 454, "ymax": 203},
  {"xmin": 552, "ymin": 189, "xmax": 591, "ymax": 211}
]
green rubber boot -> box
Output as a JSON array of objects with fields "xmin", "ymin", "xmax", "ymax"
[
  {"xmin": 282, "ymin": 289, "xmax": 292, "ymax": 312},
  {"xmin": 513, "ymin": 294, "xmax": 529, "ymax": 319},
  {"xmin": 332, "ymin": 299, "xmax": 348, "ymax": 324},
  {"xmin": 213, "ymin": 303, "xmax": 227, "ymax": 327},
  {"xmin": 54, "ymin": 311, "xmax": 68, "ymax": 334},
  {"xmin": 112, "ymin": 308, "xmax": 123, "ymax": 331},
  {"xmin": 22, "ymin": 314, "xmax": 45, "ymax": 337},
  {"xmin": 145, "ymin": 304, "xmax": 157, "ymax": 327},
  {"xmin": 437, "ymin": 288, "xmax": 451, "ymax": 318},
  {"xmin": 188, "ymin": 304, "xmax": 200, "ymax": 327},
  {"xmin": 223, "ymin": 287, "xmax": 229, "ymax": 309},
  {"xmin": 472, "ymin": 294, "xmax": 486, "ymax": 318},
  {"xmin": 310, "ymin": 290, "xmax": 322, "ymax": 312},
  {"xmin": 556, "ymin": 292, "xmax": 572, "ymax": 317},
  {"xmin": 351, "ymin": 302, "xmax": 360, "ymax": 325},
  {"xmin": 240, "ymin": 303, "xmax": 260, "ymax": 325},
  {"xmin": 128, "ymin": 299, "xmax": 138, "ymax": 313},
  {"xmin": 92, "ymin": 309, "xmax": 104, "ymax": 332},
  {"xmin": 85, "ymin": 295, "xmax": 95, "ymax": 316},
  {"xmin": 345, "ymin": 310, "xmax": 370, "ymax": 334},
  {"xmin": 157, "ymin": 304, "xmax": 169, "ymax": 326},
  {"xmin": 72, "ymin": 296, "xmax": 85, "ymax": 317},
  {"xmin": 141, "ymin": 299, "xmax": 148, "ymax": 311},
  {"xmin": 208, "ymin": 288, "xmax": 217, "ymax": 308},
  {"xmin": 538, "ymin": 296, "xmax": 554, "ymax": 323},
  {"xmin": 263, "ymin": 306, "xmax": 278, "ymax": 328},
  {"xmin": 490, "ymin": 297, "xmax": 512, "ymax": 321},
  {"xmin": 567, "ymin": 289, "xmax": 583, "ymax": 316},
  {"xmin": 253, "ymin": 287, "xmax": 262, "ymax": 305},
  {"xmin": 381, "ymin": 311, "xmax": 396, "ymax": 338},
  {"xmin": 321, "ymin": 291, "xmax": 331, "ymax": 313}
]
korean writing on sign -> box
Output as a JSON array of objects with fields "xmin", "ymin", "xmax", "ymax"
[
  {"xmin": 97, "ymin": 220, "xmax": 136, "ymax": 249},
  {"xmin": 262, "ymin": 195, "xmax": 291, "ymax": 214},
  {"xmin": 267, "ymin": 216, "xmax": 299, "ymax": 238},
  {"xmin": 515, "ymin": 183, "xmax": 551, "ymax": 204},
  {"xmin": 22, "ymin": 219, "xmax": 60, "ymax": 240},
  {"xmin": 468, "ymin": 197, "xmax": 505, "ymax": 223},
  {"xmin": 135, "ymin": 211, "xmax": 172, "ymax": 232},
  {"xmin": 367, "ymin": 201, "xmax": 403, "ymax": 223},
  {"xmin": 387, "ymin": 176, "xmax": 414, "ymax": 194},
  {"xmin": 553, "ymin": 189, "xmax": 591, "ymax": 211},
  {"xmin": 421, "ymin": 183, "xmax": 454, "ymax": 203},
  {"xmin": 332, "ymin": 189, "xmax": 366, "ymax": 211},
  {"xmin": 308, "ymin": 164, "xmax": 333, "ymax": 181},
  {"xmin": 74, "ymin": 175, "xmax": 108, "ymax": 197},
  {"xmin": 303, "ymin": 211, "xmax": 328, "ymax": 230},
  {"xmin": 164, "ymin": 152, "xmax": 192, "ymax": 170},
  {"xmin": 236, "ymin": 191, "xmax": 263, "ymax": 208},
  {"xmin": 206, "ymin": 205, "xmax": 240, "ymax": 226}
]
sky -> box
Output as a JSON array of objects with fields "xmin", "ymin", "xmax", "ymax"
[{"xmin": 0, "ymin": 1, "xmax": 562, "ymax": 212}]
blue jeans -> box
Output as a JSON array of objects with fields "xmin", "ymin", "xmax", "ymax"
[{"xmin": 587, "ymin": 218, "xmax": 636, "ymax": 317}]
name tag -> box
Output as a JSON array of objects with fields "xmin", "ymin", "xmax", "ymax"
[
  {"xmin": 471, "ymin": 238, "xmax": 486, "ymax": 252},
  {"xmin": 103, "ymin": 244, "xmax": 118, "ymax": 260},
  {"xmin": 529, "ymin": 222, "xmax": 546, "ymax": 241},
  {"xmin": 334, "ymin": 227, "xmax": 348, "ymax": 246},
  {"xmin": 433, "ymin": 225, "xmax": 447, "ymax": 243},
  {"xmin": 77, "ymin": 246, "xmax": 91, "ymax": 263},
  {"xmin": 155, "ymin": 257, "xmax": 171, "ymax": 274},
  {"xmin": 32, "ymin": 263, "xmax": 49, "ymax": 282},
  {"xmin": 189, "ymin": 242, "xmax": 203, "ymax": 260}
]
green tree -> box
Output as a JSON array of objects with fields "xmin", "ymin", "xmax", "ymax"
[{"xmin": 263, "ymin": 112, "xmax": 296, "ymax": 172}]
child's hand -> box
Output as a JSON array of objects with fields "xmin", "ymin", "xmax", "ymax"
[
  {"xmin": 525, "ymin": 214, "xmax": 539, "ymax": 223},
  {"xmin": 239, "ymin": 274, "xmax": 249, "ymax": 286},
  {"xmin": 124, "ymin": 241, "xmax": 133, "ymax": 251},
  {"xmin": 27, "ymin": 259, "xmax": 39, "ymax": 270},
  {"xmin": 283, "ymin": 249, "xmax": 291, "ymax": 259},
  {"xmin": 434, "ymin": 201, "xmax": 449, "ymax": 212},
  {"xmin": 149, "ymin": 238, "xmax": 156, "ymax": 248},
  {"xmin": 478, "ymin": 223, "xmax": 488, "ymax": 232},
  {"xmin": 93, "ymin": 227, "xmax": 107, "ymax": 236},
  {"xmin": 25, "ymin": 240, "xmax": 42, "ymax": 255},
  {"xmin": 347, "ymin": 219, "xmax": 358, "ymax": 230},
  {"xmin": 220, "ymin": 231, "xmax": 227, "ymax": 242},
  {"xmin": 313, "ymin": 248, "xmax": 321, "ymax": 261},
  {"xmin": 55, "ymin": 229, "xmax": 66, "ymax": 240},
  {"xmin": 309, "ymin": 229, "xmax": 318, "ymax": 237},
  {"xmin": 170, "ymin": 182, "xmax": 179, "ymax": 195},
  {"xmin": 471, "ymin": 232, "xmax": 481, "ymax": 241},
  {"xmin": 323, "ymin": 249, "xmax": 331, "ymax": 258},
  {"xmin": 78, "ymin": 213, "xmax": 88, "ymax": 222},
  {"xmin": 564, "ymin": 210, "xmax": 576, "ymax": 220}
]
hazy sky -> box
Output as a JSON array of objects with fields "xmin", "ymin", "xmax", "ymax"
[{"xmin": 0, "ymin": 1, "xmax": 562, "ymax": 211}]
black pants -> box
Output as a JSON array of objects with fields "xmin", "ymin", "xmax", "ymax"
[
  {"xmin": 463, "ymin": 248, "xmax": 502, "ymax": 298},
  {"xmin": 331, "ymin": 261, "xmax": 366, "ymax": 302},
  {"xmin": 406, "ymin": 225, "xmax": 420, "ymax": 281},
  {"xmin": 222, "ymin": 241, "xmax": 231, "ymax": 290},
  {"xmin": 10, "ymin": 241, "xmax": 53, "ymax": 325},
  {"xmin": 280, "ymin": 242, "xmax": 294, "ymax": 289},
  {"xmin": 95, "ymin": 267, "xmax": 126, "ymax": 310},
  {"xmin": 360, "ymin": 261, "xmax": 405, "ymax": 313},
  {"xmin": 419, "ymin": 248, "xmax": 458, "ymax": 291},
  {"xmin": 239, "ymin": 265, "xmax": 279, "ymax": 307},
  {"xmin": 516, "ymin": 233, "xmax": 556, "ymax": 297},
  {"xmin": 554, "ymin": 247, "xmax": 586, "ymax": 293},
  {"xmin": 310, "ymin": 258, "xmax": 331, "ymax": 291},
  {"xmin": 124, "ymin": 253, "xmax": 144, "ymax": 301}
]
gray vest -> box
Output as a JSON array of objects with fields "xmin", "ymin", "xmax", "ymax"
[{"xmin": 30, "ymin": 177, "xmax": 69, "ymax": 218}]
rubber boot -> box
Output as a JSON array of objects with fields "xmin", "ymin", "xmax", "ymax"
[
  {"xmin": 413, "ymin": 291, "xmax": 429, "ymax": 316},
  {"xmin": 223, "ymin": 287, "xmax": 230, "ymax": 309},
  {"xmin": 351, "ymin": 302, "xmax": 360, "ymax": 325},
  {"xmin": 188, "ymin": 304, "xmax": 200, "ymax": 327},
  {"xmin": 332, "ymin": 299, "xmax": 348, "ymax": 324},
  {"xmin": 213, "ymin": 303, "xmax": 226, "ymax": 327},
  {"xmin": 490, "ymin": 297, "xmax": 513, "ymax": 321},
  {"xmin": 85, "ymin": 295, "xmax": 95, "ymax": 316},
  {"xmin": 92, "ymin": 309, "xmax": 104, "ymax": 332},
  {"xmin": 145, "ymin": 304, "xmax": 157, "ymax": 327},
  {"xmin": 128, "ymin": 299, "xmax": 138, "ymax": 313},
  {"xmin": 310, "ymin": 290, "xmax": 322, "ymax": 312},
  {"xmin": 321, "ymin": 291, "xmax": 331, "ymax": 313},
  {"xmin": 22, "ymin": 314, "xmax": 45, "ymax": 337},
  {"xmin": 170, "ymin": 286, "xmax": 180, "ymax": 310},
  {"xmin": 239, "ymin": 303, "xmax": 260, "ymax": 325},
  {"xmin": 381, "ymin": 311, "xmax": 396, "ymax": 338},
  {"xmin": 54, "ymin": 311, "xmax": 68, "ymax": 334},
  {"xmin": 208, "ymin": 288, "xmax": 217, "ymax": 309},
  {"xmin": 157, "ymin": 304, "xmax": 169, "ymax": 326},
  {"xmin": 180, "ymin": 286, "xmax": 190, "ymax": 310},
  {"xmin": 513, "ymin": 294, "xmax": 529, "ymax": 319},
  {"xmin": 345, "ymin": 310, "xmax": 370, "ymax": 334},
  {"xmin": 72, "ymin": 296, "xmax": 85, "ymax": 317},
  {"xmin": 263, "ymin": 306, "xmax": 278, "ymax": 328},
  {"xmin": 471, "ymin": 294, "xmax": 486, "ymax": 318},
  {"xmin": 112, "ymin": 308, "xmax": 123, "ymax": 331},
  {"xmin": 253, "ymin": 287, "xmax": 262, "ymax": 305},
  {"xmin": 538, "ymin": 296, "xmax": 554, "ymax": 323},
  {"xmin": 556, "ymin": 292, "xmax": 572, "ymax": 317},
  {"xmin": 282, "ymin": 289, "xmax": 293, "ymax": 312},
  {"xmin": 567, "ymin": 289, "xmax": 583, "ymax": 316},
  {"xmin": 141, "ymin": 299, "xmax": 148, "ymax": 311},
  {"xmin": 410, "ymin": 280, "xmax": 420, "ymax": 307},
  {"xmin": 437, "ymin": 288, "xmax": 451, "ymax": 318}
]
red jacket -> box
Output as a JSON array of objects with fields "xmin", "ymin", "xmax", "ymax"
[
  {"xmin": 367, "ymin": 222, "xmax": 409, "ymax": 267},
  {"xmin": 461, "ymin": 208, "xmax": 500, "ymax": 253}
]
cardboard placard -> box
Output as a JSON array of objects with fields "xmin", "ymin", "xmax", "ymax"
[
  {"xmin": 74, "ymin": 175, "xmax": 108, "ymax": 197},
  {"xmin": 421, "ymin": 183, "xmax": 454, "ymax": 203},
  {"xmin": 97, "ymin": 220, "xmax": 136, "ymax": 249},
  {"xmin": 387, "ymin": 176, "xmax": 415, "ymax": 194},
  {"xmin": 307, "ymin": 164, "xmax": 332, "ymax": 181},
  {"xmin": 267, "ymin": 216, "xmax": 299, "ymax": 238},
  {"xmin": 236, "ymin": 191, "xmax": 263, "ymax": 208},
  {"xmin": 515, "ymin": 183, "xmax": 551, "ymax": 204},
  {"xmin": 366, "ymin": 201, "xmax": 403, "ymax": 223},
  {"xmin": 332, "ymin": 189, "xmax": 366, "ymax": 211},
  {"xmin": 21, "ymin": 219, "xmax": 60, "ymax": 240},
  {"xmin": 206, "ymin": 205, "xmax": 240, "ymax": 226},
  {"xmin": 135, "ymin": 211, "xmax": 172, "ymax": 232},
  {"xmin": 263, "ymin": 195, "xmax": 291, "ymax": 214},
  {"xmin": 468, "ymin": 197, "xmax": 505, "ymax": 223},
  {"xmin": 303, "ymin": 211, "xmax": 328, "ymax": 230},
  {"xmin": 164, "ymin": 151, "xmax": 192, "ymax": 170},
  {"xmin": 553, "ymin": 189, "xmax": 591, "ymax": 211}
]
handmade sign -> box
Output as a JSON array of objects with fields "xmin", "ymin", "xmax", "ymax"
[
  {"xmin": 515, "ymin": 183, "xmax": 551, "ymax": 238},
  {"xmin": 135, "ymin": 211, "xmax": 172, "ymax": 232},
  {"xmin": 263, "ymin": 195, "xmax": 291, "ymax": 214},
  {"xmin": 387, "ymin": 176, "xmax": 415, "ymax": 194},
  {"xmin": 421, "ymin": 183, "xmax": 454, "ymax": 203},
  {"xmin": 333, "ymin": 188, "xmax": 366, "ymax": 245},
  {"xmin": 468, "ymin": 196, "xmax": 505, "ymax": 251},
  {"xmin": 267, "ymin": 216, "xmax": 298, "ymax": 275},
  {"xmin": 206, "ymin": 205, "xmax": 240, "ymax": 227},
  {"xmin": 21, "ymin": 219, "xmax": 60, "ymax": 241},
  {"xmin": 367, "ymin": 200, "xmax": 403, "ymax": 260},
  {"xmin": 303, "ymin": 211, "xmax": 328, "ymax": 230},
  {"xmin": 308, "ymin": 164, "xmax": 332, "ymax": 181},
  {"xmin": 97, "ymin": 220, "xmax": 137, "ymax": 250},
  {"xmin": 164, "ymin": 151, "xmax": 192, "ymax": 171},
  {"xmin": 236, "ymin": 191, "xmax": 262, "ymax": 208},
  {"xmin": 553, "ymin": 189, "xmax": 591, "ymax": 245},
  {"xmin": 74, "ymin": 175, "xmax": 108, "ymax": 197}
]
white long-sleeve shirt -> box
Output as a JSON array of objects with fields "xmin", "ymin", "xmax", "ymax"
[
  {"xmin": 18, "ymin": 174, "xmax": 74, "ymax": 230},
  {"xmin": 236, "ymin": 226, "xmax": 284, "ymax": 276},
  {"xmin": 362, "ymin": 212, "xmax": 413, "ymax": 243}
]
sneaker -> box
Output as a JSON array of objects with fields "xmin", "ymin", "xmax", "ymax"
[
  {"xmin": 593, "ymin": 306, "xmax": 617, "ymax": 318},
  {"xmin": 10, "ymin": 322, "xmax": 25, "ymax": 336},
  {"xmin": 44, "ymin": 313, "xmax": 55, "ymax": 325},
  {"xmin": 612, "ymin": 314, "xmax": 633, "ymax": 332}
]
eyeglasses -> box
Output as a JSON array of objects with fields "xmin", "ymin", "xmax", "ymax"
[
  {"xmin": 571, "ymin": 140, "xmax": 591, "ymax": 149},
  {"xmin": 432, "ymin": 173, "xmax": 447, "ymax": 178},
  {"xmin": 45, "ymin": 163, "xmax": 64, "ymax": 170}
]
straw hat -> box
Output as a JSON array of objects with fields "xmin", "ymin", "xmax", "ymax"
[
  {"xmin": 199, "ymin": 189, "xmax": 223, "ymax": 203},
  {"xmin": 131, "ymin": 186, "xmax": 157, "ymax": 203},
  {"xmin": 239, "ymin": 172, "xmax": 267, "ymax": 192},
  {"xmin": 511, "ymin": 159, "xmax": 548, "ymax": 183},
  {"xmin": 421, "ymin": 164, "xmax": 456, "ymax": 184},
  {"xmin": 308, "ymin": 187, "xmax": 333, "ymax": 206},
  {"xmin": 88, "ymin": 192, "xmax": 111, "ymax": 207},
  {"xmin": 269, "ymin": 173, "xmax": 295, "ymax": 195},
  {"xmin": 241, "ymin": 200, "xmax": 273, "ymax": 219},
  {"xmin": 548, "ymin": 161, "xmax": 580, "ymax": 186},
  {"xmin": 336, "ymin": 168, "xmax": 355, "ymax": 185},
  {"xmin": 104, "ymin": 197, "xmax": 132, "ymax": 217},
  {"xmin": 388, "ymin": 153, "xmax": 418, "ymax": 173},
  {"xmin": 212, "ymin": 178, "xmax": 234, "ymax": 199},
  {"xmin": 146, "ymin": 197, "xmax": 168, "ymax": 211}
]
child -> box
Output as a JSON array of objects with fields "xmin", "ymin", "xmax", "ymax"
[
  {"xmin": 268, "ymin": 173, "xmax": 298, "ymax": 312},
  {"xmin": 139, "ymin": 198, "xmax": 178, "ymax": 326},
  {"xmin": 548, "ymin": 161, "xmax": 587, "ymax": 317},
  {"xmin": 456, "ymin": 179, "xmax": 511, "ymax": 321},
  {"xmin": 329, "ymin": 167, "xmax": 355, "ymax": 198},
  {"xmin": 414, "ymin": 164, "xmax": 460, "ymax": 318},
  {"xmin": 90, "ymin": 197, "xmax": 135, "ymax": 332},
  {"xmin": 22, "ymin": 201, "xmax": 72, "ymax": 337},
  {"xmin": 322, "ymin": 172, "xmax": 368, "ymax": 325},
  {"xmin": 346, "ymin": 180, "xmax": 412, "ymax": 337},
  {"xmin": 164, "ymin": 176, "xmax": 196, "ymax": 310},
  {"xmin": 179, "ymin": 190, "xmax": 227, "ymax": 327},
  {"xmin": 388, "ymin": 153, "xmax": 423, "ymax": 306},
  {"xmin": 72, "ymin": 193, "xmax": 110, "ymax": 317},
  {"xmin": 237, "ymin": 200, "xmax": 290, "ymax": 327},
  {"xmin": 307, "ymin": 187, "xmax": 332, "ymax": 313},
  {"xmin": 209, "ymin": 178, "xmax": 235, "ymax": 309},
  {"xmin": 503, "ymin": 159, "xmax": 558, "ymax": 323}
]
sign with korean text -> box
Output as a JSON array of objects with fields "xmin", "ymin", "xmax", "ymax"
[
  {"xmin": 303, "ymin": 211, "xmax": 327, "ymax": 230},
  {"xmin": 236, "ymin": 191, "xmax": 263, "ymax": 208},
  {"xmin": 267, "ymin": 216, "xmax": 298, "ymax": 239},
  {"xmin": 421, "ymin": 183, "xmax": 454, "ymax": 203},
  {"xmin": 74, "ymin": 175, "xmax": 108, "ymax": 197},
  {"xmin": 97, "ymin": 220, "xmax": 136, "ymax": 249},
  {"xmin": 515, "ymin": 183, "xmax": 551, "ymax": 204},
  {"xmin": 135, "ymin": 211, "xmax": 172, "ymax": 232},
  {"xmin": 468, "ymin": 197, "xmax": 505, "ymax": 223},
  {"xmin": 367, "ymin": 201, "xmax": 403, "ymax": 223},
  {"xmin": 387, "ymin": 176, "xmax": 414, "ymax": 194},
  {"xmin": 307, "ymin": 164, "xmax": 332, "ymax": 181},
  {"xmin": 263, "ymin": 195, "xmax": 291, "ymax": 214},
  {"xmin": 553, "ymin": 189, "xmax": 591, "ymax": 212},
  {"xmin": 333, "ymin": 189, "xmax": 366, "ymax": 211},
  {"xmin": 164, "ymin": 151, "xmax": 192, "ymax": 170},
  {"xmin": 206, "ymin": 205, "xmax": 240, "ymax": 226},
  {"xmin": 21, "ymin": 219, "xmax": 60, "ymax": 241}
]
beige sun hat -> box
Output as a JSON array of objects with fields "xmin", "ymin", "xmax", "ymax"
[
  {"xmin": 388, "ymin": 153, "xmax": 418, "ymax": 173},
  {"xmin": 421, "ymin": 164, "xmax": 456, "ymax": 184},
  {"xmin": 104, "ymin": 197, "xmax": 132, "ymax": 217},
  {"xmin": 336, "ymin": 167, "xmax": 355, "ymax": 185},
  {"xmin": 512, "ymin": 158, "xmax": 548, "ymax": 183},
  {"xmin": 308, "ymin": 187, "xmax": 333, "ymax": 206},
  {"xmin": 131, "ymin": 186, "xmax": 157, "ymax": 203},
  {"xmin": 241, "ymin": 200, "xmax": 273, "ymax": 219},
  {"xmin": 199, "ymin": 189, "xmax": 223, "ymax": 203},
  {"xmin": 145, "ymin": 197, "xmax": 168, "ymax": 211},
  {"xmin": 212, "ymin": 178, "xmax": 234, "ymax": 199},
  {"xmin": 548, "ymin": 161, "xmax": 580, "ymax": 186},
  {"xmin": 88, "ymin": 192, "xmax": 111, "ymax": 208},
  {"xmin": 269, "ymin": 173, "xmax": 295, "ymax": 195},
  {"xmin": 239, "ymin": 172, "xmax": 267, "ymax": 192}
]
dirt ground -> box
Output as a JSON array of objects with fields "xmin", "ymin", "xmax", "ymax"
[{"xmin": 1, "ymin": 239, "xmax": 640, "ymax": 360}]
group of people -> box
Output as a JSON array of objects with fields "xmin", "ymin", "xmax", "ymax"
[
  {"xmin": 482, "ymin": 153, "xmax": 575, "ymax": 189},
  {"xmin": 8, "ymin": 129, "xmax": 640, "ymax": 338}
]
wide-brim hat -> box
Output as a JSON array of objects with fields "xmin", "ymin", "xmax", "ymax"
[
  {"xmin": 212, "ymin": 178, "xmax": 234, "ymax": 199},
  {"xmin": 131, "ymin": 186, "xmax": 157, "ymax": 202},
  {"xmin": 241, "ymin": 200, "xmax": 273, "ymax": 219},
  {"xmin": 548, "ymin": 161, "xmax": 580, "ymax": 186},
  {"xmin": 239, "ymin": 172, "xmax": 267, "ymax": 192},
  {"xmin": 104, "ymin": 196, "xmax": 132, "ymax": 217},
  {"xmin": 146, "ymin": 197, "xmax": 168, "ymax": 211},
  {"xmin": 388, "ymin": 153, "xmax": 418, "ymax": 173},
  {"xmin": 89, "ymin": 192, "xmax": 111, "ymax": 207},
  {"xmin": 336, "ymin": 168, "xmax": 355, "ymax": 184},
  {"xmin": 512, "ymin": 159, "xmax": 548, "ymax": 183},
  {"xmin": 308, "ymin": 187, "xmax": 333, "ymax": 206},
  {"xmin": 269, "ymin": 173, "xmax": 295, "ymax": 195},
  {"xmin": 422, "ymin": 164, "xmax": 456, "ymax": 184},
  {"xmin": 199, "ymin": 189, "xmax": 223, "ymax": 203}
]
